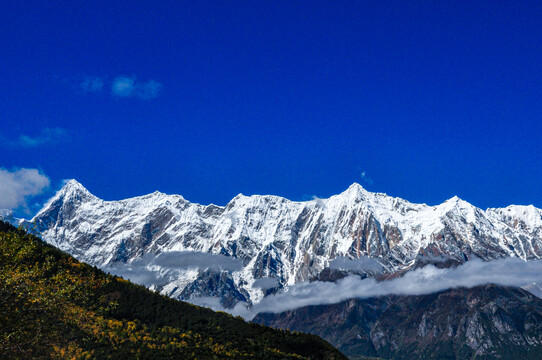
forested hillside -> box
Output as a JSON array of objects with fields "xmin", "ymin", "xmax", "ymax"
[{"xmin": 0, "ymin": 221, "xmax": 346, "ymax": 360}]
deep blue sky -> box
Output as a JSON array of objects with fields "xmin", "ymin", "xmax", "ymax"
[{"xmin": 1, "ymin": 1, "xmax": 541, "ymax": 214}]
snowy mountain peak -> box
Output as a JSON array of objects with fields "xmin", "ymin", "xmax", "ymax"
[
  {"xmin": 432, "ymin": 195, "xmax": 479, "ymax": 223},
  {"xmin": 63, "ymin": 178, "xmax": 85, "ymax": 189},
  {"xmin": 138, "ymin": 190, "xmax": 167, "ymax": 199},
  {"xmin": 45, "ymin": 179, "xmax": 96, "ymax": 205},
  {"xmin": 489, "ymin": 204, "xmax": 542, "ymax": 229},
  {"xmin": 335, "ymin": 182, "xmax": 370, "ymax": 202},
  {"xmin": 30, "ymin": 179, "xmax": 98, "ymax": 222},
  {"xmin": 347, "ymin": 182, "xmax": 365, "ymax": 190},
  {"xmin": 58, "ymin": 179, "xmax": 94, "ymax": 197},
  {"xmin": 345, "ymin": 182, "xmax": 368, "ymax": 194},
  {"xmin": 438, "ymin": 195, "xmax": 475, "ymax": 210},
  {"xmin": 232, "ymin": 193, "xmax": 246, "ymax": 201},
  {"xmin": 442, "ymin": 195, "xmax": 475, "ymax": 207}
]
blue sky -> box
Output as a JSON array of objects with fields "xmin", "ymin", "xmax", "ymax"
[{"xmin": 1, "ymin": 1, "xmax": 541, "ymax": 216}]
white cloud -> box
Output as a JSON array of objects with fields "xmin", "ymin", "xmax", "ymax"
[
  {"xmin": 99, "ymin": 252, "xmax": 542, "ymax": 321},
  {"xmin": 105, "ymin": 251, "xmax": 244, "ymax": 288},
  {"xmin": 111, "ymin": 76, "xmax": 162, "ymax": 99},
  {"xmin": 360, "ymin": 170, "xmax": 374, "ymax": 185},
  {"xmin": 107, "ymin": 265, "xmax": 164, "ymax": 287},
  {"xmin": 329, "ymin": 256, "xmax": 384, "ymax": 274},
  {"xmin": 187, "ymin": 258, "xmax": 542, "ymax": 320},
  {"xmin": 0, "ymin": 128, "xmax": 68, "ymax": 148},
  {"xmin": 80, "ymin": 77, "xmax": 104, "ymax": 92},
  {"xmin": 151, "ymin": 251, "xmax": 244, "ymax": 272},
  {"xmin": 187, "ymin": 297, "xmax": 255, "ymax": 319},
  {"xmin": 0, "ymin": 168, "xmax": 50, "ymax": 210},
  {"xmin": 15, "ymin": 127, "xmax": 68, "ymax": 148},
  {"xmin": 249, "ymin": 258, "xmax": 542, "ymax": 317},
  {"xmin": 71, "ymin": 74, "xmax": 162, "ymax": 99},
  {"xmin": 111, "ymin": 77, "xmax": 135, "ymax": 97},
  {"xmin": 300, "ymin": 195, "xmax": 326, "ymax": 208},
  {"xmin": 252, "ymin": 277, "xmax": 279, "ymax": 290}
]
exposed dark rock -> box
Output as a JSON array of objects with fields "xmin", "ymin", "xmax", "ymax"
[{"xmin": 254, "ymin": 285, "xmax": 542, "ymax": 360}]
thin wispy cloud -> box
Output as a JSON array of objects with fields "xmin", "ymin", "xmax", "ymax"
[
  {"xmin": 360, "ymin": 170, "xmax": 373, "ymax": 185},
  {"xmin": 1, "ymin": 128, "xmax": 68, "ymax": 148},
  {"xmin": 80, "ymin": 77, "xmax": 104, "ymax": 92},
  {"xmin": 301, "ymin": 195, "xmax": 326, "ymax": 208},
  {"xmin": 111, "ymin": 76, "xmax": 162, "ymax": 99},
  {"xmin": 17, "ymin": 127, "xmax": 68, "ymax": 148},
  {"xmin": 0, "ymin": 168, "xmax": 50, "ymax": 211},
  {"xmin": 111, "ymin": 77, "xmax": 135, "ymax": 97},
  {"xmin": 71, "ymin": 75, "xmax": 163, "ymax": 99}
]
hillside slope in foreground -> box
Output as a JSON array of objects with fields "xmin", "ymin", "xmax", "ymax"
[{"xmin": 0, "ymin": 221, "xmax": 346, "ymax": 360}]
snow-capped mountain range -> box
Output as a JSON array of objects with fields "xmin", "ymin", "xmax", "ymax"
[{"xmin": 15, "ymin": 180, "xmax": 542, "ymax": 306}]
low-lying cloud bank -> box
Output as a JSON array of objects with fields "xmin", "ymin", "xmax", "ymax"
[
  {"xmin": 150, "ymin": 251, "xmax": 243, "ymax": 271},
  {"xmin": 194, "ymin": 258, "xmax": 542, "ymax": 320},
  {"xmin": 103, "ymin": 254, "xmax": 542, "ymax": 320},
  {"xmin": 105, "ymin": 251, "xmax": 243, "ymax": 287},
  {"xmin": 329, "ymin": 256, "xmax": 384, "ymax": 273},
  {"xmin": 252, "ymin": 277, "xmax": 279, "ymax": 290}
]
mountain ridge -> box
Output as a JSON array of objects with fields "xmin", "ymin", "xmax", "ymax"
[{"xmin": 14, "ymin": 179, "xmax": 542, "ymax": 308}]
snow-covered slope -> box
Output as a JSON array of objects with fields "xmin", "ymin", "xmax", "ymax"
[
  {"xmin": 0, "ymin": 209, "xmax": 21, "ymax": 227},
  {"xmin": 25, "ymin": 180, "xmax": 542, "ymax": 306}
]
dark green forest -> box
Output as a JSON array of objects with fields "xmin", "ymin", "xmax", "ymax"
[{"xmin": 0, "ymin": 221, "xmax": 346, "ymax": 360}]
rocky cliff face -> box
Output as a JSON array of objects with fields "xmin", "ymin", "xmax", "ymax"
[
  {"xmin": 254, "ymin": 285, "xmax": 542, "ymax": 360},
  {"xmin": 24, "ymin": 180, "xmax": 542, "ymax": 306}
]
